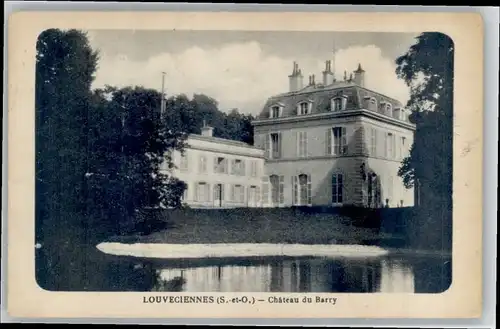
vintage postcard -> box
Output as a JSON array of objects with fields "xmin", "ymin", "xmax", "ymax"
[{"xmin": 6, "ymin": 10, "xmax": 484, "ymax": 320}]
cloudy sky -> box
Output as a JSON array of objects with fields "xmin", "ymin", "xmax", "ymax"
[{"xmin": 87, "ymin": 30, "xmax": 420, "ymax": 115}]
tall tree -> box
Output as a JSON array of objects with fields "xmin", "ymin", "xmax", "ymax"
[
  {"xmin": 87, "ymin": 86, "xmax": 188, "ymax": 234},
  {"xmin": 396, "ymin": 32, "xmax": 454, "ymax": 211},
  {"xmin": 35, "ymin": 29, "xmax": 99, "ymax": 289},
  {"xmin": 395, "ymin": 32, "xmax": 454, "ymax": 253}
]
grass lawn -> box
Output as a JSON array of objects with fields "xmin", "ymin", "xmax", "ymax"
[{"xmin": 106, "ymin": 207, "xmax": 406, "ymax": 245}]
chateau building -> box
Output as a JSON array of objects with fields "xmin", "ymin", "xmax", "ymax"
[
  {"xmin": 252, "ymin": 58, "xmax": 416, "ymax": 208},
  {"xmin": 163, "ymin": 124, "xmax": 265, "ymax": 208}
]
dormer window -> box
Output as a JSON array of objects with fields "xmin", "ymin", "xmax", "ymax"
[
  {"xmin": 385, "ymin": 103, "xmax": 393, "ymax": 116},
  {"xmin": 331, "ymin": 96, "xmax": 348, "ymax": 112},
  {"xmin": 364, "ymin": 97, "xmax": 377, "ymax": 111},
  {"xmin": 297, "ymin": 100, "xmax": 312, "ymax": 115},
  {"xmin": 269, "ymin": 104, "xmax": 283, "ymax": 118}
]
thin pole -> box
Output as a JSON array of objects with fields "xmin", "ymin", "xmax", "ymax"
[{"xmin": 160, "ymin": 71, "xmax": 166, "ymax": 116}]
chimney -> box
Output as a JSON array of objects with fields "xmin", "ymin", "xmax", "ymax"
[
  {"xmin": 308, "ymin": 74, "xmax": 316, "ymax": 86},
  {"xmin": 288, "ymin": 61, "xmax": 304, "ymax": 92},
  {"xmin": 322, "ymin": 60, "xmax": 334, "ymax": 85},
  {"xmin": 354, "ymin": 63, "xmax": 366, "ymax": 87},
  {"xmin": 201, "ymin": 120, "xmax": 214, "ymax": 137}
]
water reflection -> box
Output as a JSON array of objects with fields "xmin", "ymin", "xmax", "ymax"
[{"xmin": 150, "ymin": 255, "xmax": 450, "ymax": 293}]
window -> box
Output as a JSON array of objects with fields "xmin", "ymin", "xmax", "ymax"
[
  {"xmin": 182, "ymin": 184, "xmax": 188, "ymax": 201},
  {"xmin": 401, "ymin": 137, "xmax": 407, "ymax": 158},
  {"xmin": 331, "ymin": 173, "xmax": 344, "ymax": 205},
  {"xmin": 179, "ymin": 153, "xmax": 188, "ymax": 171},
  {"xmin": 195, "ymin": 182, "xmax": 210, "ymax": 202},
  {"xmin": 298, "ymin": 102, "xmax": 310, "ymax": 115},
  {"xmin": 198, "ymin": 155, "xmax": 207, "ymax": 173},
  {"xmin": 292, "ymin": 174, "xmax": 312, "ymax": 206},
  {"xmin": 231, "ymin": 159, "xmax": 245, "ymax": 176},
  {"xmin": 331, "ymin": 97, "xmax": 347, "ymax": 112},
  {"xmin": 231, "ymin": 184, "xmax": 245, "ymax": 203},
  {"xmin": 214, "ymin": 156, "xmax": 228, "ymax": 174},
  {"xmin": 269, "ymin": 175, "xmax": 284, "ymax": 206},
  {"xmin": 250, "ymin": 160, "xmax": 258, "ymax": 177},
  {"xmin": 267, "ymin": 133, "xmax": 282, "ymax": 159},
  {"xmin": 297, "ymin": 131, "xmax": 308, "ymax": 157},
  {"xmin": 270, "ymin": 106, "xmax": 281, "ymax": 118},
  {"xmin": 213, "ymin": 184, "xmax": 224, "ymax": 203},
  {"xmin": 386, "ymin": 133, "xmax": 395, "ymax": 159},
  {"xmin": 247, "ymin": 185, "xmax": 260, "ymax": 207},
  {"xmin": 364, "ymin": 97, "xmax": 377, "ymax": 111},
  {"xmin": 326, "ymin": 127, "xmax": 347, "ymax": 155},
  {"xmin": 385, "ymin": 103, "xmax": 393, "ymax": 116}
]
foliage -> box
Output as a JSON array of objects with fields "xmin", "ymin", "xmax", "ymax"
[
  {"xmin": 87, "ymin": 85, "xmax": 188, "ymax": 232},
  {"xmin": 164, "ymin": 93, "xmax": 255, "ymax": 145},
  {"xmin": 395, "ymin": 32, "xmax": 454, "ymax": 210},
  {"xmin": 35, "ymin": 28, "xmax": 99, "ymax": 240}
]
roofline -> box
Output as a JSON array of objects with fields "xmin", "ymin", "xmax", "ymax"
[
  {"xmin": 251, "ymin": 109, "xmax": 416, "ymax": 131},
  {"xmin": 265, "ymin": 82, "xmax": 404, "ymax": 108},
  {"xmin": 187, "ymin": 134, "xmax": 262, "ymax": 150}
]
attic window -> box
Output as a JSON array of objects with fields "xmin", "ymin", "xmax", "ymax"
[
  {"xmin": 331, "ymin": 95, "xmax": 348, "ymax": 112},
  {"xmin": 270, "ymin": 105, "xmax": 282, "ymax": 118},
  {"xmin": 297, "ymin": 101, "xmax": 311, "ymax": 115},
  {"xmin": 385, "ymin": 103, "xmax": 393, "ymax": 116},
  {"xmin": 364, "ymin": 97, "xmax": 377, "ymax": 111}
]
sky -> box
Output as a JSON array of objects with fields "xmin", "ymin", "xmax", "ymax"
[{"xmin": 87, "ymin": 30, "xmax": 420, "ymax": 115}]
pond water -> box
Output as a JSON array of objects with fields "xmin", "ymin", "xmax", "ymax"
[
  {"xmin": 147, "ymin": 254, "xmax": 451, "ymax": 293},
  {"xmin": 96, "ymin": 244, "xmax": 452, "ymax": 294}
]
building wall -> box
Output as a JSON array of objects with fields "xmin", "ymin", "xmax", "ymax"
[
  {"xmin": 253, "ymin": 112, "xmax": 415, "ymax": 208},
  {"xmin": 263, "ymin": 156, "xmax": 366, "ymax": 206},
  {"xmin": 360, "ymin": 117, "xmax": 415, "ymax": 207},
  {"xmin": 162, "ymin": 136, "xmax": 265, "ymax": 208}
]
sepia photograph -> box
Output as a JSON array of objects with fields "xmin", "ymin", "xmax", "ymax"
[
  {"xmin": 6, "ymin": 10, "xmax": 485, "ymax": 320},
  {"xmin": 34, "ymin": 29, "xmax": 453, "ymax": 294}
]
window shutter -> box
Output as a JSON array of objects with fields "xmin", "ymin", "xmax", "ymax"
[
  {"xmin": 279, "ymin": 175, "xmax": 285, "ymax": 205},
  {"xmin": 242, "ymin": 160, "xmax": 246, "ymax": 176},
  {"xmin": 304, "ymin": 131, "xmax": 308, "ymax": 157},
  {"xmin": 341, "ymin": 127, "xmax": 348, "ymax": 154},
  {"xmin": 325, "ymin": 128, "xmax": 332, "ymax": 155},
  {"xmin": 384, "ymin": 134, "xmax": 388, "ymax": 158},
  {"xmin": 264, "ymin": 134, "xmax": 270, "ymax": 158},
  {"xmin": 224, "ymin": 158, "xmax": 229, "ymax": 174},
  {"xmin": 194, "ymin": 183, "xmax": 199, "ymax": 202},
  {"xmin": 292, "ymin": 176, "xmax": 297, "ymax": 205},
  {"xmin": 206, "ymin": 183, "xmax": 211, "ymax": 202},
  {"xmin": 256, "ymin": 186, "xmax": 261, "ymax": 203},
  {"xmin": 262, "ymin": 177, "xmax": 269, "ymax": 206},
  {"xmin": 213, "ymin": 157, "xmax": 218, "ymax": 172},
  {"xmin": 342, "ymin": 97, "xmax": 348, "ymax": 111},
  {"xmin": 230, "ymin": 159, "xmax": 235, "ymax": 175},
  {"xmin": 294, "ymin": 131, "xmax": 298, "ymax": 157},
  {"xmin": 277, "ymin": 132, "xmax": 282, "ymax": 158},
  {"xmin": 338, "ymin": 174, "xmax": 343, "ymax": 203},
  {"xmin": 230, "ymin": 184, "xmax": 235, "ymax": 202},
  {"xmin": 307, "ymin": 174, "xmax": 312, "ymax": 205}
]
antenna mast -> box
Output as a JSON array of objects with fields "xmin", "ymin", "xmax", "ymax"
[{"xmin": 160, "ymin": 71, "xmax": 166, "ymax": 116}]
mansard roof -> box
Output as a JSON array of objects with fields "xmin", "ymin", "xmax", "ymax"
[{"xmin": 257, "ymin": 81, "xmax": 405, "ymax": 120}]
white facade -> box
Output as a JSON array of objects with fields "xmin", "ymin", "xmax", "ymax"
[{"xmin": 163, "ymin": 127, "xmax": 265, "ymax": 208}]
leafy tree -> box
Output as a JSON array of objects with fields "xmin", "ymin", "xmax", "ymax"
[
  {"xmin": 87, "ymin": 86, "xmax": 188, "ymax": 233},
  {"xmin": 164, "ymin": 93, "xmax": 255, "ymax": 145},
  {"xmin": 396, "ymin": 32, "xmax": 454, "ymax": 211},
  {"xmin": 395, "ymin": 32, "xmax": 454, "ymax": 254},
  {"xmin": 35, "ymin": 28, "xmax": 99, "ymax": 289}
]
